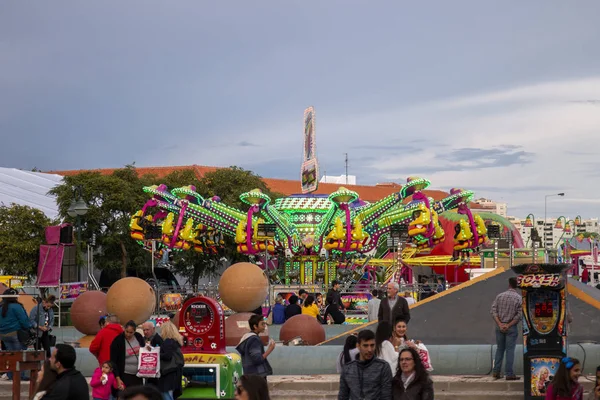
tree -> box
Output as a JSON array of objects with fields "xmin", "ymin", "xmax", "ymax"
[
  {"xmin": 49, "ymin": 165, "xmax": 283, "ymax": 287},
  {"xmin": 49, "ymin": 166, "xmax": 152, "ymax": 279},
  {"xmin": 200, "ymin": 166, "xmax": 282, "ymax": 210},
  {"xmin": 167, "ymin": 166, "xmax": 283, "ymax": 288},
  {"xmin": 0, "ymin": 204, "xmax": 53, "ymax": 276}
]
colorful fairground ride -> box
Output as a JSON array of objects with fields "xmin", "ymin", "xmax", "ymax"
[
  {"xmin": 128, "ymin": 107, "xmax": 519, "ymax": 287},
  {"xmin": 129, "ymin": 177, "xmax": 505, "ymax": 286}
]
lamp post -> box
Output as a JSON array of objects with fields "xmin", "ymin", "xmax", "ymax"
[
  {"xmin": 544, "ymin": 193, "xmax": 565, "ymax": 247},
  {"xmin": 67, "ymin": 186, "xmax": 88, "ymax": 281}
]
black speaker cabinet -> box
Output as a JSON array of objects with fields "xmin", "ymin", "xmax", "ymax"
[{"xmin": 60, "ymin": 225, "xmax": 73, "ymax": 244}]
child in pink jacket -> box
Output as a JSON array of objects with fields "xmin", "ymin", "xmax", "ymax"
[{"xmin": 90, "ymin": 361, "xmax": 120, "ymax": 400}]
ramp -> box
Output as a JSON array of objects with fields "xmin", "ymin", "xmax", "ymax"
[
  {"xmin": 320, "ymin": 268, "xmax": 600, "ymax": 346},
  {"xmin": 566, "ymin": 277, "xmax": 600, "ymax": 343},
  {"xmin": 319, "ymin": 266, "xmax": 512, "ymax": 345}
]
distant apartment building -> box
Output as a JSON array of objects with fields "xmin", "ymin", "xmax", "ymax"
[
  {"xmin": 472, "ymin": 198, "xmax": 507, "ymax": 218},
  {"xmin": 519, "ymin": 217, "xmax": 599, "ymax": 248}
]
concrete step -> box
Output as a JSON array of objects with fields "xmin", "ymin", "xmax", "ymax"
[{"xmin": 270, "ymin": 390, "xmax": 529, "ymax": 400}]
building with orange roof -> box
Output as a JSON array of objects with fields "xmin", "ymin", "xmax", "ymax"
[{"xmin": 49, "ymin": 164, "xmax": 452, "ymax": 203}]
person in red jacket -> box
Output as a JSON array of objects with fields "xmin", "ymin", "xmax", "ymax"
[{"xmin": 90, "ymin": 314, "xmax": 123, "ymax": 366}]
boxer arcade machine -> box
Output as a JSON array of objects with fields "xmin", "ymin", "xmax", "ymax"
[
  {"xmin": 178, "ymin": 296, "xmax": 242, "ymax": 399},
  {"xmin": 512, "ymin": 263, "xmax": 570, "ymax": 400}
]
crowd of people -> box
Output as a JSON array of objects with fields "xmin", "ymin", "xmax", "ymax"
[
  {"xmin": 2, "ymin": 276, "xmax": 600, "ymax": 400},
  {"xmin": 270, "ymin": 280, "xmax": 346, "ymax": 325},
  {"xmin": 336, "ymin": 281, "xmax": 438, "ymax": 400},
  {"xmin": 21, "ymin": 311, "xmax": 184, "ymax": 400}
]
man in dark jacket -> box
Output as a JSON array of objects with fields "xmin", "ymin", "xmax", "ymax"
[
  {"xmin": 284, "ymin": 295, "xmax": 302, "ymax": 320},
  {"xmin": 324, "ymin": 280, "xmax": 345, "ymax": 324},
  {"xmin": 236, "ymin": 314, "xmax": 275, "ymax": 377},
  {"xmin": 338, "ymin": 329, "xmax": 392, "ymax": 400},
  {"xmin": 378, "ymin": 282, "xmax": 410, "ymax": 325},
  {"xmin": 43, "ymin": 344, "xmax": 89, "ymax": 399}
]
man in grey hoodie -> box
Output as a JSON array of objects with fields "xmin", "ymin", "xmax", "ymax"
[
  {"xmin": 236, "ymin": 314, "xmax": 275, "ymax": 378},
  {"xmin": 339, "ymin": 329, "xmax": 392, "ymax": 400}
]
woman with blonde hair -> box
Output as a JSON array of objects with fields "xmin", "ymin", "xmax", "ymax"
[{"xmin": 158, "ymin": 321, "xmax": 184, "ymax": 399}]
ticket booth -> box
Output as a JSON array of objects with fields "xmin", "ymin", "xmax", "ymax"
[
  {"xmin": 178, "ymin": 296, "xmax": 242, "ymax": 399},
  {"xmin": 511, "ymin": 263, "xmax": 570, "ymax": 400}
]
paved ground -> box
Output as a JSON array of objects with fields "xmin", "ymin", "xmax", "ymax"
[{"xmin": 0, "ymin": 374, "xmax": 595, "ymax": 399}]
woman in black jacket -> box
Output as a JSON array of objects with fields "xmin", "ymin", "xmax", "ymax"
[
  {"xmin": 157, "ymin": 321, "xmax": 184, "ymax": 399},
  {"xmin": 392, "ymin": 347, "xmax": 434, "ymax": 400},
  {"xmin": 110, "ymin": 320, "xmax": 145, "ymax": 390}
]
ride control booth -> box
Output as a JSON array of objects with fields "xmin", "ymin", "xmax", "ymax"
[
  {"xmin": 177, "ymin": 296, "xmax": 242, "ymax": 399},
  {"xmin": 511, "ymin": 263, "xmax": 571, "ymax": 400}
]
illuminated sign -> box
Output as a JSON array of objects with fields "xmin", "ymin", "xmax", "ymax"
[{"xmin": 517, "ymin": 274, "xmax": 560, "ymax": 288}]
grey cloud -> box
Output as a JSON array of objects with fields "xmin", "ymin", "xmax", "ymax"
[
  {"xmin": 351, "ymin": 144, "xmax": 423, "ymax": 152},
  {"xmin": 570, "ymin": 100, "xmax": 600, "ymax": 105},
  {"xmin": 445, "ymin": 185, "xmax": 567, "ymax": 193},
  {"xmin": 237, "ymin": 141, "xmax": 259, "ymax": 147},
  {"xmin": 371, "ymin": 146, "xmax": 534, "ymax": 175},
  {"xmin": 441, "ymin": 146, "xmax": 534, "ymax": 167}
]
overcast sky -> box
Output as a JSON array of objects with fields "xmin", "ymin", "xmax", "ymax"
[{"xmin": 2, "ymin": 1, "xmax": 600, "ymax": 220}]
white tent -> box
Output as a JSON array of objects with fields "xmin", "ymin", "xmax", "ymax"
[{"xmin": 0, "ymin": 168, "xmax": 63, "ymax": 220}]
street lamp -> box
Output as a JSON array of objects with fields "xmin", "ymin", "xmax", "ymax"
[
  {"xmin": 544, "ymin": 193, "xmax": 565, "ymax": 246},
  {"xmin": 67, "ymin": 186, "xmax": 88, "ymax": 281}
]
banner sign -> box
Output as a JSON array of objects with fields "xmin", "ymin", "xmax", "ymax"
[
  {"xmin": 517, "ymin": 274, "xmax": 561, "ymax": 289},
  {"xmin": 301, "ymin": 106, "xmax": 319, "ymax": 193},
  {"xmin": 60, "ymin": 282, "xmax": 88, "ymax": 300},
  {"xmin": 341, "ymin": 292, "xmax": 372, "ymax": 312},
  {"xmin": 37, "ymin": 245, "xmax": 65, "ymax": 287}
]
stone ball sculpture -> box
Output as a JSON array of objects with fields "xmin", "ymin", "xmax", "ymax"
[
  {"xmin": 171, "ymin": 308, "xmax": 181, "ymax": 328},
  {"xmin": 19, "ymin": 294, "xmax": 38, "ymax": 316},
  {"xmin": 279, "ymin": 314, "xmax": 326, "ymax": 345},
  {"xmin": 107, "ymin": 277, "xmax": 155, "ymax": 324},
  {"xmin": 225, "ymin": 312, "xmax": 269, "ymax": 346},
  {"xmin": 71, "ymin": 291, "xmax": 107, "ymax": 335},
  {"xmin": 218, "ymin": 262, "xmax": 268, "ymax": 313}
]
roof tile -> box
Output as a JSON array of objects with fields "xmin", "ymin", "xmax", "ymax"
[{"xmin": 49, "ymin": 165, "xmax": 452, "ymax": 203}]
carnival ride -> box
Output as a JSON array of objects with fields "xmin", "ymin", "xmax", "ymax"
[
  {"xmin": 129, "ymin": 176, "xmax": 497, "ymax": 286},
  {"xmin": 126, "ymin": 107, "xmax": 529, "ymax": 287}
]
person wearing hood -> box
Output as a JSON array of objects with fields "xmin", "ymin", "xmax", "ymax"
[
  {"xmin": 90, "ymin": 314, "xmax": 123, "ymax": 366},
  {"xmin": 236, "ymin": 314, "xmax": 275, "ymax": 378},
  {"xmin": 284, "ymin": 295, "xmax": 302, "ymax": 321}
]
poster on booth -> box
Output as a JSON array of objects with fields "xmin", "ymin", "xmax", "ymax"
[
  {"xmin": 530, "ymin": 357, "xmax": 560, "ymax": 397},
  {"xmin": 137, "ymin": 347, "xmax": 161, "ymax": 378}
]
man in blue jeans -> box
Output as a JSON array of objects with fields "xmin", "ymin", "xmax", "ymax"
[{"xmin": 490, "ymin": 277, "xmax": 522, "ymax": 381}]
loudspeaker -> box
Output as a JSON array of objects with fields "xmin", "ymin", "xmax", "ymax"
[
  {"xmin": 60, "ymin": 225, "xmax": 73, "ymax": 244},
  {"xmin": 62, "ymin": 245, "xmax": 76, "ymax": 266}
]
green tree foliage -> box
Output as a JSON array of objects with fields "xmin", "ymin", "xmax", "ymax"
[
  {"xmin": 49, "ymin": 165, "xmax": 281, "ymax": 288},
  {"xmin": 200, "ymin": 166, "xmax": 283, "ymax": 210},
  {"xmin": 49, "ymin": 166, "xmax": 152, "ymax": 279},
  {"xmin": 167, "ymin": 166, "xmax": 283, "ymax": 288},
  {"xmin": 0, "ymin": 204, "xmax": 52, "ymax": 276}
]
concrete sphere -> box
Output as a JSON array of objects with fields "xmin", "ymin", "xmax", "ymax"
[
  {"xmin": 171, "ymin": 309, "xmax": 181, "ymax": 328},
  {"xmin": 280, "ymin": 314, "xmax": 326, "ymax": 345},
  {"xmin": 218, "ymin": 263, "xmax": 268, "ymax": 312},
  {"xmin": 107, "ymin": 277, "xmax": 155, "ymax": 324},
  {"xmin": 225, "ymin": 312, "xmax": 269, "ymax": 346},
  {"xmin": 71, "ymin": 291, "xmax": 107, "ymax": 335},
  {"xmin": 77, "ymin": 334, "xmax": 96, "ymax": 348}
]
